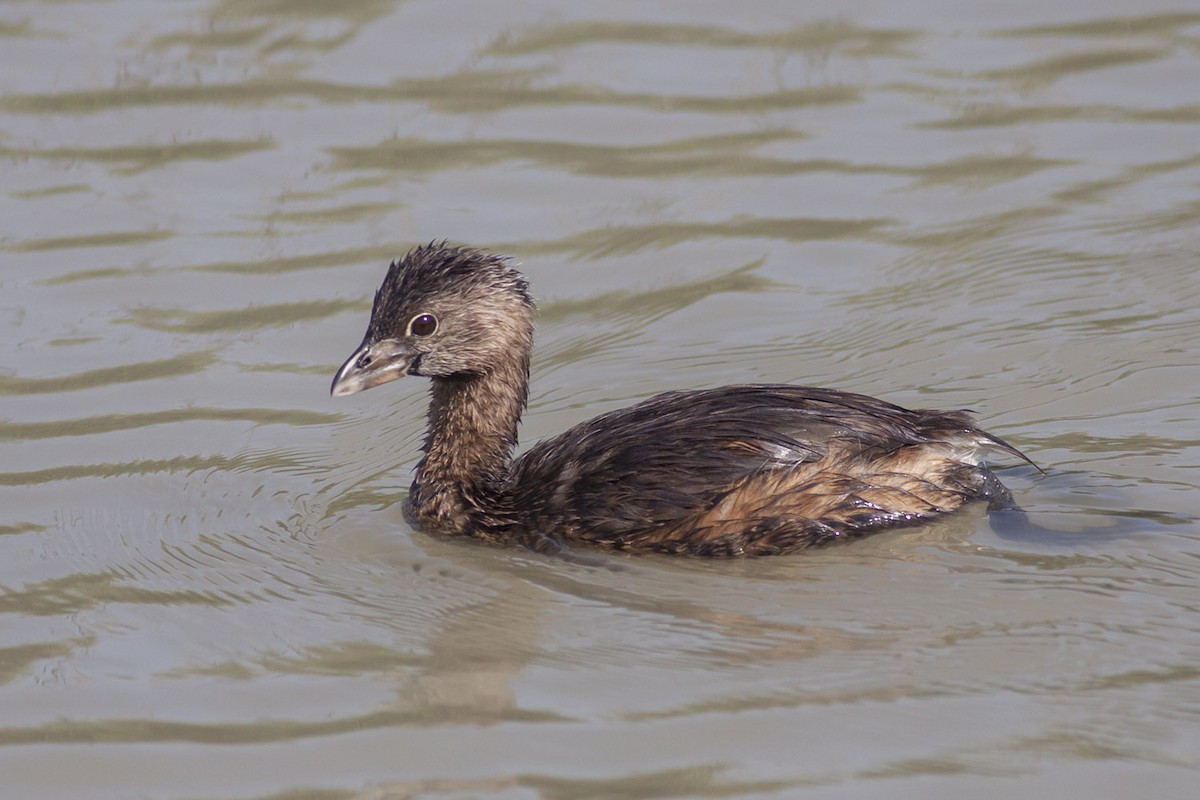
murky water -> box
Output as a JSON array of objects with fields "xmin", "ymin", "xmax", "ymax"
[{"xmin": 3, "ymin": 1, "xmax": 1199, "ymax": 798}]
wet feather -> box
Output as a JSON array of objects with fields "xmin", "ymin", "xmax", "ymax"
[{"xmin": 332, "ymin": 243, "xmax": 1033, "ymax": 556}]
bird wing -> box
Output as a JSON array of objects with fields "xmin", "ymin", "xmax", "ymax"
[{"xmin": 507, "ymin": 384, "xmax": 1025, "ymax": 546}]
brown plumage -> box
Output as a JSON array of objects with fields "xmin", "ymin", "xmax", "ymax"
[{"xmin": 331, "ymin": 242, "xmax": 1033, "ymax": 556}]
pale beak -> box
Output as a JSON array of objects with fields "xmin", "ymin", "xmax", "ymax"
[{"xmin": 330, "ymin": 339, "xmax": 416, "ymax": 397}]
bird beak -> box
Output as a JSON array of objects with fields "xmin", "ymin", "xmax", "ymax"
[{"xmin": 330, "ymin": 339, "xmax": 416, "ymax": 397}]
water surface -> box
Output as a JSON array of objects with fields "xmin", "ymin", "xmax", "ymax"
[{"xmin": 2, "ymin": 1, "xmax": 1199, "ymax": 798}]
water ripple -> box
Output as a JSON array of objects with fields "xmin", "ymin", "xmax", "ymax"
[
  {"xmin": 485, "ymin": 19, "xmax": 919, "ymax": 57},
  {"xmin": 0, "ymin": 706, "xmax": 571, "ymax": 746},
  {"xmin": 118, "ymin": 299, "xmax": 359, "ymax": 334},
  {"xmin": 512, "ymin": 216, "xmax": 893, "ymax": 259},
  {"xmin": 0, "ymin": 351, "xmax": 216, "ymax": 395},
  {"xmin": 0, "ymin": 138, "xmax": 274, "ymax": 176},
  {"xmin": 0, "ymin": 73, "xmax": 860, "ymax": 115},
  {"xmin": 0, "ymin": 407, "xmax": 336, "ymax": 442}
]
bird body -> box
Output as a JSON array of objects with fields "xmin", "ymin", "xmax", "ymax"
[{"xmin": 332, "ymin": 243, "xmax": 1030, "ymax": 556}]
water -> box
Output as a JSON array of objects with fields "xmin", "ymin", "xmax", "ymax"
[{"xmin": 3, "ymin": 1, "xmax": 1199, "ymax": 797}]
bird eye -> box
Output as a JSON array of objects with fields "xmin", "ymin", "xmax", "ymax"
[{"xmin": 408, "ymin": 313, "xmax": 437, "ymax": 337}]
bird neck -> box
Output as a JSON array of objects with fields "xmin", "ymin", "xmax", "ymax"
[{"xmin": 410, "ymin": 356, "xmax": 529, "ymax": 531}]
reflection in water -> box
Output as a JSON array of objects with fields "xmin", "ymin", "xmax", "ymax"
[{"xmin": 2, "ymin": 0, "xmax": 1200, "ymax": 797}]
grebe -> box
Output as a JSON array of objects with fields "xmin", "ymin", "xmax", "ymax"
[{"xmin": 331, "ymin": 243, "xmax": 1031, "ymax": 556}]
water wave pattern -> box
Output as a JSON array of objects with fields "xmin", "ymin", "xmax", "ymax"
[{"xmin": 2, "ymin": 1, "xmax": 1199, "ymax": 798}]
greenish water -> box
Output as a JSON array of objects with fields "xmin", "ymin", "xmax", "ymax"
[{"xmin": 2, "ymin": 1, "xmax": 1199, "ymax": 798}]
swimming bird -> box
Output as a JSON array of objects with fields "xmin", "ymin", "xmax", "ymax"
[{"xmin": 331, "ymin": 242, "xmax": 1031, "ymax": 556}]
